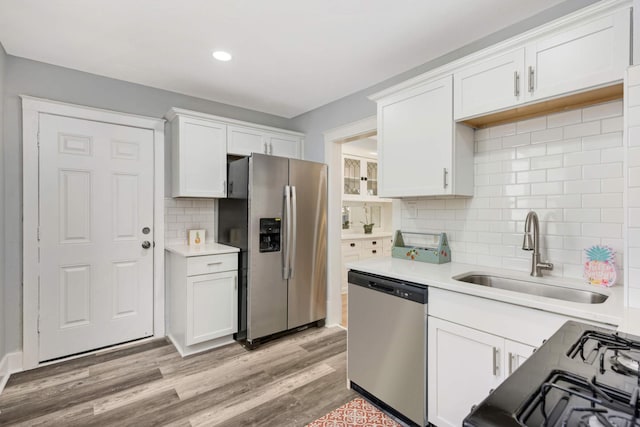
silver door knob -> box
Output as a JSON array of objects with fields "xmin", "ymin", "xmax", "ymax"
[{"xmin": 141, "ymin": 241, "xmax": 151, "ymax": 249}]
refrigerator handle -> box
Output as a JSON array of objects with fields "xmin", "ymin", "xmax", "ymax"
[
  {"xmin": 290, "ymin": 185, "xmax": 298, "ymax": 279},
  {"xmin": 283, "ymin": 185, "xmax": 291, "ymax": 279}
]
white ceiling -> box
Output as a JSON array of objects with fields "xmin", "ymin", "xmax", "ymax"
[{"xmin": 0, "ymin": 0, "xmax": 569, "ymax": 118}]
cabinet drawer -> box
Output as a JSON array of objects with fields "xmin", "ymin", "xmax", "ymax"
[
  {"xmin": 187, "ymin": 253, "xmax": 237, "ymax": 276},
  {"xmin": 362, "ymin": 247, "xmax": 382, "ymax": 258},
  {"xmin": 363, "ymin": 238, "xmax": 382, "ymax": 249},
  {"xmin": 342, "ymin": 240, "xmax": 362, "ymax": 253}
]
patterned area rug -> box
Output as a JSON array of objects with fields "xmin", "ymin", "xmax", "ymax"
[{"xmin": 306, "ymin": 397, "xmax": 402, "ymax": 427}]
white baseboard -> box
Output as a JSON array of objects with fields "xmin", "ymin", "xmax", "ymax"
[{"xmin": 0, "ymin": 351, "xmax": 23, "ymax": 394}]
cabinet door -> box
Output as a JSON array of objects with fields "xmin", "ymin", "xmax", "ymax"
[
  {"xmin": 378, "ymin": 75, "xmax": 453, "ymax": 197},
  {"xmin": 454, "ymin": 49, "xmax": 525, "ymax": 120},
  {"xmin": 227, "ymin": 125, "xmax": 266, "ymax": 156},
  {"xmin": 428, "ymin": 318, "xmax": 504, "ymax": 427},
  {"xmin": 525, "ymin": 8, "xmax": 630, "ymax": 101},
  {"xmin": 364, "ymin": 159, "xmax": 378, "ymax": 197},
  {"xmin": 504, "ymin": 339, "xmax": 536, "ymax": 377},
  {"xmin": 173, "ymin": 116, "xmax": 227, "ymax": 197},
  {"xmin": 266, "ymin": 133, "xmax": 301, "ymax": 158},
  {"xmin": 342, "ymin": 155, "xmax": 362, "ymax": 197},
  {"xmin": 186, "ymin": 271, "xmax": 238, "ymax": 345}
]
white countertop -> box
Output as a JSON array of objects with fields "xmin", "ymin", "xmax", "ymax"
[
  {"xmin": 346, "ymin": 256, "xmax": 640, "ymax": 336},
  {"xmin": 341, "ymin": 232, "xmax": 393, "ymax": 240},
  {"xmin": 165, "ymin": 242, "xmax": 240, "ymax": 257}
]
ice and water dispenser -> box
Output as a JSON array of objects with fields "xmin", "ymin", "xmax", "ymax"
[{"xmin": 259, "ymin": 218, "xmax": 281, "ymax": 252}]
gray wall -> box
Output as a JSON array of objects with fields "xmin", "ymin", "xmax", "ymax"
[
  {"xmin": 2, "ymin": 56, "xmax": 293, "ymax": 353},
  {"xmin": 290, "ymin": 0, "xmax": 600, "ymax": 162},
  {"xmin": 0, "ymin": 42, "xmax": 6, "ymax": 361}
]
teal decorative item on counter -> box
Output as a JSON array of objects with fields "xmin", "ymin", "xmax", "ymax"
[{"xmin": 391, "ymin": 230, "xmax": 451, "ymax": 264}]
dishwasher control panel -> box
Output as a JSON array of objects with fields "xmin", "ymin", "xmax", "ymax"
[{"xmin": 348, "ymin": 270, "xmax": 428, "ymax": 304}]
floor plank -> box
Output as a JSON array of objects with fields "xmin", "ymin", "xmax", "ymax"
[{"xmin": 0, "ymin": 326, "xmax": 353, "ymax": 426}]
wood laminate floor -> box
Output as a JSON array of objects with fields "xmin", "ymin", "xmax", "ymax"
[{"xmin": 0, "ymin": 326, "xmax": 356, "ymax": 426}]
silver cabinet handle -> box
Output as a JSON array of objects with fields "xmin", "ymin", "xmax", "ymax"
[
  {"xmin": 514, "ymin": 71, "xmax": 520, "ymax": 97},
  {"xmin": 443, "ymin": 168, "xmax": 448, "ymax": 189},
  {"xmin": 528, "ymin": 66, "xmax": 535, "ymax": 93},
  {"xmin": 269, "ymin": 142, "xmax": 273, "ymax": 155},
  {"xmin": 222, "ymin": 180, "xmax": 226, "ymax": 195},
  {"xmin": 492, "ymin": 347, "xmax": 499, "ymax": 376},
  {"xmin": 207, "ymin": 261, "xmax": 222, "ymax": 266},
  {"xmin": 263, "ymin": 142, "xmax": 268, "ymax": 154}
]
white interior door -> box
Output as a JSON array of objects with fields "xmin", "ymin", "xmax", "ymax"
[{"xmin": 38, "ymin": 113, "xmax": 155, "ymax": 361}]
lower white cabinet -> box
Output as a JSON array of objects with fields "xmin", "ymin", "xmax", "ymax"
[
  {"xmin": 428, "ymin": 317, "xmax": 535, "ymax": 427},
  {"xmin": 341, "ymin": 235, "xmax": 389, "ymax": 292},
  {"xmin": 166, "ymin": 248, "xmax": 238, "ymax": 356}
]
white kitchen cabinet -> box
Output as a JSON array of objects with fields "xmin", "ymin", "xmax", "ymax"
[
  {"xmin": 169, "ymin": 113, "xmax": 227, "ymax": 198},
  {"xmin": 454, "ymin": 49, "xmax": 526, "ymax": 120},
  {"xmin": 227, "ymin": 124, "xmax": 302, "ymax": 159},
  {"xmin": 342, "ymin": 155, "xmax": 380, "ymax": 201},
  {"xmin": 524, "ymin": 8, "xmax": 630, "ymax": 102},
  {"xmin": 375, "ymin": 75, "xmax": 474, "ymax": 197},
  {"xmin": 454, "ymin": 7, "xmax": 630, "ymax": 121},
  {"xmin": 166, "ymin": 246, "xmax": 239, "ymax": 356},
  {"xmin": 428, "ymin": 318, "xmax": 535, "ymax": 427}
]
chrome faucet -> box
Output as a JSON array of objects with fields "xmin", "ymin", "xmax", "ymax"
[{"xmin": 522, "ymin": 211, "xmax": 553, "ymax": 277}]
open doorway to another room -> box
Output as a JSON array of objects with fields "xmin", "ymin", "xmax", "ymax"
[{"xmin": 339, "ymin": 134, "xmax": 393, "ymax": 327}]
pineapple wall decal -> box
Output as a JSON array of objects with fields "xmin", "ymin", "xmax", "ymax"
[{"xmin": 584, "ymin": 245, "xmax": 616, "ymax": 287}]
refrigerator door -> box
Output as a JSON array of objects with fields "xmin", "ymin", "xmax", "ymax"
[
  {"xmin": 247, "ymin": 154, "xmax": 290, "ymax": 340},
  {"xmin": 288, "ymin": 159, "xmax": 328, "ymax": 329}
]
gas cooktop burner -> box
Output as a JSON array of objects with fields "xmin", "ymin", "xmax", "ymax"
[
  {"xmin": 612, "ymin": 352, "xmax": 640, "ymax": 377},
  {"xmin": 517, "ymin": 371, "xmax": 640, "ymax": 427}
]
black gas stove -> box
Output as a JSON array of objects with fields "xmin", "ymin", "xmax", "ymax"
[{"xmin": 464, "ymin": 321, "xmax": 640, "ymax": 427}]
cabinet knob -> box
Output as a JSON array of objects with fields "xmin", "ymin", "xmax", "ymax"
[
  {"xmin": 372, "ymin": 250, "xmax": 377, "ymax": 254},
  {"xmin": 350, "ymin": 243, "xmax": 355, "ymax": 247},
  {"xmin": 372, "ymin": 241, "xmax": 377, "ymax": 245}
]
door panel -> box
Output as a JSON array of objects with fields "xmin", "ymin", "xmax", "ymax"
[
  {"xmin": 247, "ymin": 154, "xmax": 289, "ymax": 340},
  {"xmin": 288, "ymin": 159, "xmax": 327, "ymax": 329},
  {"xmin": 39, "ymin": 114, "xmax": 154, "ymax": 361}
]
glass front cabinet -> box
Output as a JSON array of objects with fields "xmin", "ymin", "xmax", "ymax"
[{"xmin": 342, "ymin": 155, "xmax": 379, "ymax": 200}]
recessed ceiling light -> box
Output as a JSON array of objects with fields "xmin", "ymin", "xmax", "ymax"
[{"xmin": 212, "ymin": 51, "xmax": 232, "ymax": 62}]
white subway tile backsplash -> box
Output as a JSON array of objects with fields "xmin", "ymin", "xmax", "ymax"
[
  {"xmin": 564, "ymin": 150, "xmax": 601, "ymax": 167},
  {"xmin": 582, "ymin": 101, "xmax": 623, "ymax": 122},
  {"xmin": 489, "ymin": 123, "xmax": 517, "ymax": 138},
  {"xmin": 516, "ymin": 116, "xmax": 547, "ymax": 134},
  {"xmin": 629, "ymin": 209, "xmax": 640, "ymax": 227},
  {"xmin": 502, "ymin": 133, "xmax": 531, "ymax": 148},
  {"xmin": 516, "ymin": 144, "xmax": 546, "ymax": 159},
  {"xmin": 547, "ymin": 166, "xmax": 581, "ymax": 182},
  {"xmin": 601, "ymin": 116, "xmax": 623, "ymax": 133},
  {"xmin": 531, "ymin": 182, "xmax": 563, "ymax": 195},
  {"xmin": 563, "ymin": 121, "xmax": 601, "ymax": 139},
  {"xmin": 582, "ymin": 193, "xmax": 623, "ymax": 208},
  {"xmin": 164, "ymin": 197, "xmax": 216, "ymax": 244},
  {"xmin": 547, "ymin": 109, "xmax": 581, "ymax": 128},
  {"xmin": 629, "ymin": 148, "xmax": 640, "ymax": 167},
  {"xmin": 582, "ymin": 132, "xmax": 623, "ymax": 151},
  {"xmin": 531, "ymin": 155, "xmax": 563, "ymax": 170},
  {"xmin": 582, "ymin": 162, "xmax": 623, "ymax": 180},
  {"xmin": 628, "ymin": 126, "xmax": 640, "ymax": 147},
  {"xmin": 564, "ymin": 180, "xmax": 600, "ymax": 194},
  {"xmin": 531, "ymin": 127, "xmax": 563, "ymax": 144},
  {"xmin": 629, "ymin": 168, "xmax": 640, "ymax": 187},
  {"xmin": 398, "ymin": 104, "xmax": 624, "ymax": 281}
]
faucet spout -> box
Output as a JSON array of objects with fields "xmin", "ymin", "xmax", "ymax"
[{"xmin": 522, "ymin": 211, "xmax": 553, "ymax": 277}]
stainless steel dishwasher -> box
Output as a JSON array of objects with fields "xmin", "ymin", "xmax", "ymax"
[{"xmin": 347, "ymin": 270, "xmax": 428, "ymax": 427}]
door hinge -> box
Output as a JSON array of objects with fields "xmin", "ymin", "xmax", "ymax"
[{"xmin": 37, "ymin": 226, "xmax": 40, "ymax": 242}]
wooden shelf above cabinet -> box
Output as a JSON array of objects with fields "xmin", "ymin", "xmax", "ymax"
[{"xmin": 460, "ymin": 83, "xmax": 623, "ymax": 129}]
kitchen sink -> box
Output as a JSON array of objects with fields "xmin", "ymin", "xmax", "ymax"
[{"xmin": 452, "ymin": 273, "xmax": 608, "ymax": 304}]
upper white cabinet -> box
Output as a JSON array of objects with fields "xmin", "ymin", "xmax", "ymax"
[
  {"xmin": 167, "ymin": 108, "xmax": 304, "ymax": 198},
  {"xmin": 525, "ymin": 8, "xmax": 630, "ymax": 101},
  {"xmin": 375, "ymin": 75, "xmax": 474, "ymax": 198},
  {"xmin": 169, "ymin": 113, "xmax": 227, "ymax": 198},
  {"xmin": 454, "ymin": 6, "xmax": 630, "ymax": 120},
  {"xmin": 227, "ymin": 125, "xmax": 302, "ymax": 158},
  {"xmin": 454, "ymin": 49, "xmax": 526, "ymax": 120}
]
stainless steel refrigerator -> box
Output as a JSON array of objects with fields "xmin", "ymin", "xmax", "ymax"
[{"xmin": 218, "ymin": 153, "xmax": 327, "ymax": 347}]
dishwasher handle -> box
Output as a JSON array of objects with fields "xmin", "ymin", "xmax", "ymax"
[{"xmin": 368, "ymin": 281, "xmax": 395, "ymax": 294}]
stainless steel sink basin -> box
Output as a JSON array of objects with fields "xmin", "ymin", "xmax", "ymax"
[{"xmin": 452, "ymin": 273, "xmax": 608, "ymax": 304}]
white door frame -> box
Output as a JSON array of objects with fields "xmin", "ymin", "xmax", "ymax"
[
  {"xmin": 323, "ymin": 115, "xmax": 377, "ymax": 326},
  {"xmin": 21, "ymin": 96, "xmax": 165, "ymax": 370}
]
